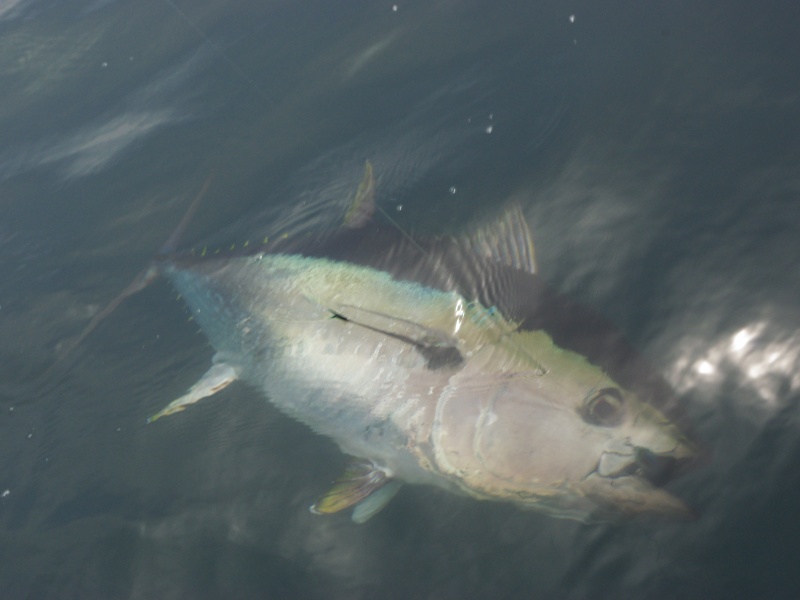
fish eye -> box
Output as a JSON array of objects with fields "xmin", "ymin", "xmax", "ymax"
[{"xmin": 582, "ymin": 388, "xmax": 625, "ymax": 427}]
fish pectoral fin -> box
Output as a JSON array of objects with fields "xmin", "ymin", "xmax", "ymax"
[
  {"xmin": 329, "ymin": 305, "xmax": 464, "ymax": 370},
  {"xmin": 310, "ymin": 459, "xmax": 398, "ymax": 522},
  {"xmin": 329, "ymin": 304, "xmax": 455, "ymax": 348},
  {"xmin": 148, "ymin": 361, "xmax": 240, "ymax": 423}
]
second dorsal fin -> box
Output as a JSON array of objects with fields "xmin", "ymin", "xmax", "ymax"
[
  {"xmin": 342, "ymin": 161, "xmax": 376, "ymax": 228},
  {"xmin": 457, "ymin": 204, "xmax": 537, "ymax": 275}
]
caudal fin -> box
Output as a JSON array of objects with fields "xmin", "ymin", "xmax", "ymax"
[{"xmin": 52, "ymin": 175, "xmax": 214, "ymax": 366}]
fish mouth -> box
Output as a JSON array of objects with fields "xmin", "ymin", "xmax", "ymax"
[
  {"xmin": 594, "ymin": 446, "xmax": 692, "ymax": 487},
  {"xmin": 586, "ymin": 444, "xmax": 697, "ymax": 517}
]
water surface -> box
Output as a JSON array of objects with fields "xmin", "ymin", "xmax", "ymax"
[{"xmin": 1, "ymin": 1, "xmax": 799, "ymax": 598}]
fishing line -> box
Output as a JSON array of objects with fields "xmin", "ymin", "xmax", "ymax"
[
  {"xmin": 42, "ymin": 3, "xmax": 430, "ymax": 372},
  {"xmin": 159, "ymin": 0, "xmax": 534, "ymax": 369},
  {"xmin": 161, "ymin": 0, "xmax": 276, "ymax": 105},
  {"xmin": 156, "ymin": 1, "xmax": 529, "ymax": 358},
  {"xmin": 374, "ymin": 205, "xmax": 426, "ymax": 254},
  {"xmin": 160, "ymin": 1, "xmax": 432, "ymax": 247}
]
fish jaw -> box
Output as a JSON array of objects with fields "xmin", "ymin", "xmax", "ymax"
[{"xmin": 579, "ymin": 467, "xmax": 694, "ymax": 520}]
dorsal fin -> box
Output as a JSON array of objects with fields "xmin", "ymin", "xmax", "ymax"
[
  {"xmin": 342, "ymin": 161, "xmax": 376, "ymax": 228},
  {"xmin": 457, "ymin": 204, "xmax": 537, "ymax": 275}
]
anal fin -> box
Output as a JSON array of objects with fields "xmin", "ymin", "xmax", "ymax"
[
  {"xmin": 310, "ymin": 459, "xmax": 399, "ymax": 522},
  {"xmin": 148, "ymin": 360, "xmax": 240, "ymax": 423}
]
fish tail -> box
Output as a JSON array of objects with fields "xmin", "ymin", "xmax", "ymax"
[{"xmin": 51, "ymin": 176, "xmax": 214, "ymax": 369}]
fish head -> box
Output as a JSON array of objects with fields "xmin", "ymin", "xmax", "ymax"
[{"xmin": 431, "ymin": 330, "xmax": 696, "ymax": 521}]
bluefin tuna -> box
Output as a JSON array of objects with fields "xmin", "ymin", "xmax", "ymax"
[{"xmin": 85, "ymin": 164, "xmax": 698, "ymax": 523}]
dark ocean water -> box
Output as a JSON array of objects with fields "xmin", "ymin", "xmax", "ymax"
[{"xmin": 1, "ymin": 1, "xmax": 799, "ymax": 598}]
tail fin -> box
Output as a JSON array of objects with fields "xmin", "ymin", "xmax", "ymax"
[{"xmin": 53, "ymin": 175, "xmax": 214, "ymax": 365}]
